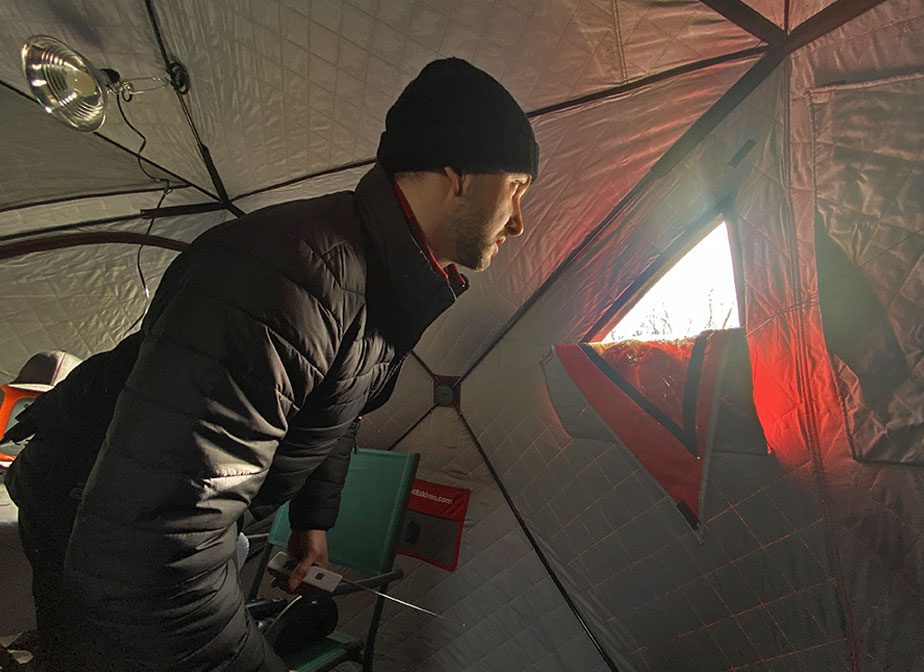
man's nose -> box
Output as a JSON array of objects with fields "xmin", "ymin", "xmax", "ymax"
[{"xmin": 506, "ymin": 202, "xmax": 525, "ymax": 237}]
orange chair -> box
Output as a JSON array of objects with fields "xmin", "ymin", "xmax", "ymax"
[{"xmin": 0, "ymin": 384, "xmax": 42, "ymax": 466}]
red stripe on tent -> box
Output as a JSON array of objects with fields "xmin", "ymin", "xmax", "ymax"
[{"xmin": 555, "ymin": 344, "xmax": 703, "ymax": 518}]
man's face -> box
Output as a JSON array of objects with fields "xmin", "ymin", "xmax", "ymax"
[{"xmin": 447, "ymin": 172, "xmax": 531, "ymax": 271}]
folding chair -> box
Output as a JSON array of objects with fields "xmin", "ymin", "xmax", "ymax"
[{"xmin": 248, "ymin": 448, "xmax": 419, "ymax": 672}]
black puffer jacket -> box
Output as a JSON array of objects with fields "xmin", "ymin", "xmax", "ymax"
[{"xmin": 5, "ymin": 164, "xmax": 466, "ymax": 671}]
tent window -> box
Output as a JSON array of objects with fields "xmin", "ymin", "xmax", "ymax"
[{"xmin": 603, "ymin": 222, "xmax": 741, "ymax": 343}]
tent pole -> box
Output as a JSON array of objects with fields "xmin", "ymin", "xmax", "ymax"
[
  {"xmin": 0, "ymin": 185, "xmax": 192, "ymax": 217},
  {"xmin": 384, "ymin": 405, "xmax": 435, "ymax": 452},
  {"xmin": 457, "ymin": 411, "xmax": 622, "ymax": 672},
  {"xmin": 786, "ymin": 0, "xmax": 888, "ymax": 48},
  {"xmin": 143, "ymin": 0, "xmax": 244, "ymax": 217},
  {"xmin": 409, "ymin": 351, "xmax": 436, "ymax": 379},
  {"xmin": 0, "ymin": 231, "xmax": 187, "ymax": 260},
  {"xmin": 697, "ymin": 0, "xmax": 785, "ymax": 44},
  {"xmin": 139, "ymin": 202, "xmax": 230, "ymax": 219},
  {"xmin": 234, "ymin": 159, "xmax": 378, "ymax": 203},
  {"xmin": 0, "ymin": 214, "xmax": 156, "ymax": 244}
]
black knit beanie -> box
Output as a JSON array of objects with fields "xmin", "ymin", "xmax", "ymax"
[{"xmin": 376, "ymin": 58, "xmax": 539, "ymax": 181}]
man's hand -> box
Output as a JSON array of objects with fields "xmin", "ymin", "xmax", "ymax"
[{"xmin": 283, "ymin": 529, "xmax": 330, "ymax": 593}]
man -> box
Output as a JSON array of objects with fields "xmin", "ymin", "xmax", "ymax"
[{"xmin": 4, "ymin": 57, "xmax": 537, "ymax": 671}]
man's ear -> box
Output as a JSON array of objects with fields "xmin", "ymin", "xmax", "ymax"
[{"xmin": 443, "ymin": 166, "xmax": 465, "ymax": 197}]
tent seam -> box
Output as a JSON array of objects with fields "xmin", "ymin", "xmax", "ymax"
[
  {"xmin": 802, "ymin": 56, "xmax": 862, "ymax": 672},
  {"xmin": 457, "ymin": 410, "xmax": 622, "ymax": 672}
]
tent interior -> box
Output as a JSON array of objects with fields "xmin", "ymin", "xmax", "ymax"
[{"xmin": 1, "ymin": 0, "xmax": 922, "ymax": 670}]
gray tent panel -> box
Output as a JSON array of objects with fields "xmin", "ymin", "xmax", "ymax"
[{"xmin": 0, "ymin": 85, "xmax": 177, "ymax": 211}]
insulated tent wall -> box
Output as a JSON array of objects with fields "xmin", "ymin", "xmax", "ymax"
[{"xmin": 1, "ymin": 1, "xmax": 922, "ymax": 671}]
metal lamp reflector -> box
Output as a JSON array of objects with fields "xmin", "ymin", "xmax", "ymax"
[{"xmin": 21, "ymin": 35, "xmax": 113, "ymax": 132}]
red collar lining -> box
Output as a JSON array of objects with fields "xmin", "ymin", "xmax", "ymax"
[
  {"xmin": 392, "ymin": 181, "xmax": 449, "ymax": 282},
  {"xmin": 392, "ymin": 181, "xmax": 468, "ymax": 295}
]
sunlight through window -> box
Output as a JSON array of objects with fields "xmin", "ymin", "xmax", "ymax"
[{"xmin": 603, "ymin": 222, "xmax": 740, "ymax": 342}]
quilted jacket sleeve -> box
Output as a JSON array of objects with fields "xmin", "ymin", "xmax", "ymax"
[
  {"xmin": 288, "ymin": 417, "xmax": 360, "ymax": 530},
  {"xmin": 63, "ymin": 235, "xmax": 348, "ymax": 672}
]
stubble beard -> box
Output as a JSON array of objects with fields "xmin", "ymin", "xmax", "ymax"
[{"xmin": 451, "ymin": 197, "xmax": 497, "ymax": 272}]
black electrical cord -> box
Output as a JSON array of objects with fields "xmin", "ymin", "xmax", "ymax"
[
  {"xmin": 122, "ymin": 186, "xmax": 170, "ymax": 337},
  {"xmin": 115, "ymin": 94, "xmax": 173, "ymax": 191},
  {"xmin": 113, "ymin": 90, "xmax": 175, "ymax": 337}
]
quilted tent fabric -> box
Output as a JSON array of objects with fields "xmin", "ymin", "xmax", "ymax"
[
  {"xmin": 0, "ymin": 208, "xmax": 228, "ymax": 380},
  {"xmin": 811, "ymin": 74, "xmax": 924, "ymax": 467},
  {"xmin": 0, "ymin": 1, "xmax": 922, "ymax": 671},
  {"xmin": 0, "ymin": 242, "xmax": 178, "ymax": 379},
  {"xmin": 546, "ymin": 338, "xmax": 712, "ymax": 523},
  {"xmin": 0, "ymin": 85, "xmax": 178, "ymax": 211},
  {"xmin": 149, "ymin": 0, "xmax": 760, "ymax": 197},
  {"xmin": 544, "ymin": 330, "xmax": 768, "ymax": 524},
  {"xmin": 782, "ymin": 10, "xmax": 924, "ymax": 666},
  {"xmin": 0, "ymin": 1, "xmax": 213, "ymax": 189},
  {"xmin": 338, "ymin": 408, "xmax": 618, "ymax": 672},
  {"xmin": 0, "ymin": 187, "xmax": 215, "ymax": 240},
  {"xmin": 459, "ymin": 61, "xmax": 849, "ymax": 664}
]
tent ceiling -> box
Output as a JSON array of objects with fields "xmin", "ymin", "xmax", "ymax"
[
  {"xmin": 790, "ymin": 0, "xmax": 841, "ymax": 26},
  {"xmin": 148, "ymin": 0, "xmax": 762, "ymax": 197},
  {"xmin": 0, "ymin": 84, "xmax": 179, "ymax": 212},
  {"xmin": 0, "ymin": 206, "xmax": 230, "ymax": 382},
  {"xmin": 0, "ymin": 1, "xmax": 213, "ymax": 193},
  {"xmin": 0, "ymin": 0, "xmax": 777, "ymax": 395},
  {"xmin": 739, "ymin": 0, "xmax": 786, "ymax": 28},
  {"xmin": 0, "ymin": 187, "xmax": 206, "ymax": 242},
  {"xmin": 234, "ymin": 164, "xmax": 372, "ymax": 212}
]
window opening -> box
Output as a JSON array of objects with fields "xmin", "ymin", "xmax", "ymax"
[{"xmin": 603, "ymin": 222, "xmax": 740, "ymax": 343}]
